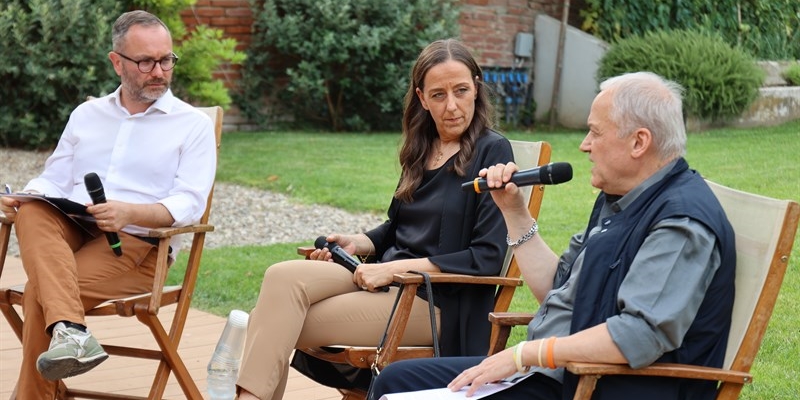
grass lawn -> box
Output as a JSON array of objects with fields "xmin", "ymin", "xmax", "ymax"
[{"xmin": 172, "ymin": 120, "xmax": 800, "ymax": 399}]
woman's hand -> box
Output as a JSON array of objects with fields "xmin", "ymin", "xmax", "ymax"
[
  {"xmin": 447, "ymin": 346, "xmax": 518, "ymax": 397},
  {"xmin": 308, "ymin": 233, "xmax": 361, "ymax": 261},
  {"xmin": 354, "ymin": 262, "xmax": 395, "ymax": 291}
]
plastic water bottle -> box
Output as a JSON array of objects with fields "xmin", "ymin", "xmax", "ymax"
[{"xmin": 207, "ymin": 309, "xmax": 249, "ymax": 400}]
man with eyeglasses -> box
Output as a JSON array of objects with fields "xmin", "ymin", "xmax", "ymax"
[{"xmin": 0, "ymin": 10, "xmax": 217, "ymax": 399}]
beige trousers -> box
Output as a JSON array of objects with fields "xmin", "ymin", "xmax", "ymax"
[
  {"xmin": 13, "ymin": 201, "xmax": 158, "ymax": 400},
  {"xmin": 237, "ymin": 259, "xmax": 441, "ymax": 400}
]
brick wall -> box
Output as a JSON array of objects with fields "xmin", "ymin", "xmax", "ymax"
[
  {"xmin": 179, "ymin": 0, "xmax": 253, "ymax": 130},
  {"xmin": 459, "ymin": 0, "xmax": 563, "ymax": 67},
  {"xmin": 180, "ymin": 0, "xmax": 566, "ymax": 130}
]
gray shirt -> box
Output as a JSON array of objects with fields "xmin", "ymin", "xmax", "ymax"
[{"xmin": 526, "ymin": 160, "xmax": 721, "ymax": 382}]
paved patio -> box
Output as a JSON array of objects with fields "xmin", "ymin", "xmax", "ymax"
[{"xmin": 0, "ymin": 256, "xmax": 340, "ymax": 399}]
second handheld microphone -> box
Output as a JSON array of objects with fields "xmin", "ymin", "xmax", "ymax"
[
  {"xmin": 314, "ymin": 236, "xmax": 389, "ymax": 292},
  {"xmin": 314, "ymin": 236, "xmax": 360, "ymax": 273},
  {"xmin": 84, "ymin": 172, "xmax": 123, "ymax": 257}
]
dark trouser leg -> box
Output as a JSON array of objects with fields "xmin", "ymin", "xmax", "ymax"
[
  {"xmin": 369, "ymin": 356, "xmax": 562, "ymax": 400},
  {"xmin": 369, "ymin": 356, "xmax": 484, "ymax": 399}
]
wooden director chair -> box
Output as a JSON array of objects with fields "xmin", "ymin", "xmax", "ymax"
[
  {"xmin": 487, "ymin": 180, "xmax": 800, "ymax": 400},
  {"xmin": 0, "ymin": 106, "xmax": 223, "ymax": 399},
  {"xmin": 296, "ymin": 140, "xmax": 553, "ymax": 400}
]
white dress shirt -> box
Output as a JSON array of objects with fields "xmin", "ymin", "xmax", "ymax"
[{"xmin": 25, "ymin": 87, "xmax": 217, "ymax": 254}]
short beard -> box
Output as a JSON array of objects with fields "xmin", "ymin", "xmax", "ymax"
[
  {"xmin": 136, "ymin": 79, "xmax": 170, "ymax": 102},
  {"xmin": 121, "ymin": 75, "xmax": 170, "ymax": 104}
]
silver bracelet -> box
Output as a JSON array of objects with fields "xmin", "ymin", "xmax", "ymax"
[{"xmin": 506, "ymin": 220, "xmax": 538, "ymax": 248}]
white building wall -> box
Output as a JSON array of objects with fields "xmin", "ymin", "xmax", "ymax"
[{"xmin": 533, "ymin": 14, "xmax": 608, "ymax": 129}]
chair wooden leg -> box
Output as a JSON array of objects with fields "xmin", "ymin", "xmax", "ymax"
[
  {"xmin": 0, "ymin": 299, "xmax": 23, "ymax": 341},
  {"xmin": 715, "ymin": 383, "xmax": 745, "ymax": 400},
  {"xmin": 55, "ymin": 381, "xmax": 69, "ymax": 400},
  {"xmin": 572, "ymin": 374, "xmax": 600, "ymax": 400},
  {"xmin": 134, "ymin": 304, "xmax": 202, "ymax": 400},
  {"xmin": 487, "ymin": 325, "xmax": 512, "ymax": 355},
  {"xmin": 0, "ymin": 222, "xmax": 12, "ymax": 277}
]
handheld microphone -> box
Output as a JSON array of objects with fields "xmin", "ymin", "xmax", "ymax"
[
  {"xmin": 462, "ymin": 162, "xmax": 573, "ymax": 193},
  {"xmin": 315, "ymin": 236, "xmax": 360, "ymax": 273},
  {"xmin": 84, "ymin": 173, "xmax": 122, "ymax": 257},
  {"xmin": 315, "ymin": 236, "xmax": 389, "ymax": 292}
]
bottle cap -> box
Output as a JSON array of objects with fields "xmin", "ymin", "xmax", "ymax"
[{"xmin": 228, "ymin": 309, "xmax": 249, "ymax": 328}]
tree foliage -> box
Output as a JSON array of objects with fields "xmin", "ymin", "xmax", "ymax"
[{"xmin": 238, "ymin": 0, "xmax": 460, "ymax": 132}]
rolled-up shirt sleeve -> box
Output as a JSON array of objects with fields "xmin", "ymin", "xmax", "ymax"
[
  {"xmin": 606, "ymin": 217, "xmax": 721, "ymax": 368},
  {"xmin": 157, "ymin": 124, "xmax": 217, "ymax": 227}
]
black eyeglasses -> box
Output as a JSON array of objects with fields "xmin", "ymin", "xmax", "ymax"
[{"xmin": 115, "ymin": 51, "xmax": 179, "ymax": 73}]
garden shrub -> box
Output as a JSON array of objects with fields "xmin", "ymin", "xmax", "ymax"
[
  {"xmin": 238, "ymin": 0, "xmax": 460, "ymax": 132},
  {"xmin": 0, "ymin": 0, "xmax": 122, "ymax": 149},
  {"xmin": 0, "ymin": 0, "xmax": 244, "ymax": 150},
  {"xmin": 597, "ymin": 29, "xmax": 764, "ymax": 122}
]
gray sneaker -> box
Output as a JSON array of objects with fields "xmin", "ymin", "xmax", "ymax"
[{"xmin": 36, "ymin": 322, "xmax": 109, "ymax": 381}]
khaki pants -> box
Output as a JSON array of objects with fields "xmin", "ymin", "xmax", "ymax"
[
  {"xmin": 14, "ymin": 201, "xmax": 158, "ymax": 400},
  {"xmin": 237, "ymin": 259, "xmax": 441, "ymax": 400}
]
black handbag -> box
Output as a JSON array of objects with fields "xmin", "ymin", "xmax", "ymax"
[{"xmin": 290, "ymin": 271, "xmax": 440, "ymax": 398}]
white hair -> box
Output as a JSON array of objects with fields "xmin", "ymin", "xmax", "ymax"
[{"xmin": 599, "ymin": 71, "xmax": 686, "ymax": 160}]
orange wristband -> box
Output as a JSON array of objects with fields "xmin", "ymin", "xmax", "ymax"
[{"xmin": 546, "ymin": 336, "xmax": 557, "ymax": 369}]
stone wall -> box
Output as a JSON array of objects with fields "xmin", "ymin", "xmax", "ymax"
[
  {"xmin": 179, "ymin": 0, "xmax": 565, "ymax": 131},
  {"xmin": 734, "ymin": 62, "xmax": 800, "ymax": 128}
]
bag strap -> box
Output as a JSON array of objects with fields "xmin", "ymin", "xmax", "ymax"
[
  {"xmin": 367, "ymin": 271, "xmax": 439, "ymax": 400},
  {"xmin": 371, "ymin": 271, "xmax": 440, "ymax": 373},
  {"xmin": 415, "ymin": 270, "xmax": 440, "ymax": 357}
]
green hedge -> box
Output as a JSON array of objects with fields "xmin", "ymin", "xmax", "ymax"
[
  {"xmin": 238, "ymin": 0, "xmax": 460, "ymax": 132},
  {"xmin": 0, "ymin": 0, "xmax": 122, "ymax": 149},
  {"xmin": 598, "ymin": 29, "xmax": 764, "ymax": 121}
]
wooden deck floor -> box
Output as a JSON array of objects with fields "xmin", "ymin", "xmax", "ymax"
[{"xmin": 0, "ymin": 256, "xmax": 340, "ymax": 400}]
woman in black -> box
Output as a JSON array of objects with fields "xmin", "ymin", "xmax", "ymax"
[{"xmin": 237, "ymin": 39, "xmax": 514, "ymax": 400}]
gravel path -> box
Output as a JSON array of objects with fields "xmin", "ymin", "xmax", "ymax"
[{"xmin": 0, "ymin": 148, "xmax": 386, "ymax": 257}]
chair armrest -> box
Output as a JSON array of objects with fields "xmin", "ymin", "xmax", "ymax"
[
  {"xmin": 565, "ymin": 362, "xmax": 752, "ymax": 384},
  {"xmin": 297, "ymin": 246, "xmax": 315, "ymax": 258},
  {"xmin": 146, "ymin": 224, "xmax": 214, "ymax": 238},
  {"xmin": 296, "ymin": 245, "xmax": 376, "ymax": 263},
  {"xmin": 393, "ymin": 272, "xmax": 523, "ymax": 288},
  {"xmin": 488, "ymin": 312, "xmax": 535, "ymax": 327},
  {"xmin": 143, "ymin": 223, "xmax": 214, "ymax": 315}
]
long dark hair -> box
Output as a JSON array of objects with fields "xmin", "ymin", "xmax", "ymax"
[{"xmin": 395, "ymin": 39, "xmax": 495, "ymax": 203}]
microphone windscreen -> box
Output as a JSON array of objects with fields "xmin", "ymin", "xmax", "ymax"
[
  {"xmin": 314, "ymin": 236, "xmax": 327, "ymax": 250},
  {"xmin": 84, "ymin": 172, "xmax": 102, "ymax": 190},
  {"xmin": 548, "ymin": 162, "xmax": 573, "ymax": 185}
]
